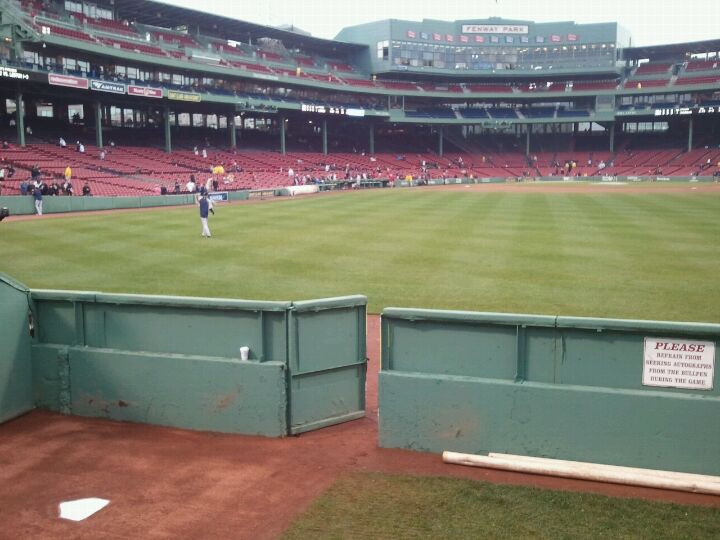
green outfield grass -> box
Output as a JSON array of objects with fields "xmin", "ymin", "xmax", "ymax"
[
  {"xmin": 282, "ymin": 473, "xmax": 720, "ymax": 539},
  {"xmin": 1, "ymin": 189, "xmax": 718, "ymax": 322}
]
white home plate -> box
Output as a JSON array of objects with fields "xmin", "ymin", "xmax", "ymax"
[{"xmin": 59, "ymin": 498, "xmax": 110, "ymax": 521}]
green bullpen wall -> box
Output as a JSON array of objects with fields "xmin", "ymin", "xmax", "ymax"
[
  {"xmin": 0, "ymin": 273, "xmax": 366, "ymax": 437},
  {"xmin": 0, "ymin": 191, "xmax": 251, "ymax": 216},
  {"xmin": 379, "ymin": 308, "xmax": 720, "ymax": 475},
  {"xmin": 0, "ymin": 275, "xmax": 34, "ymax": 423}
]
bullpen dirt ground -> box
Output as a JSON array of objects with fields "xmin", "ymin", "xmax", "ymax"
[{"xmin": 1, "ymin": 317, "xmax": 718, "ymax": 540}]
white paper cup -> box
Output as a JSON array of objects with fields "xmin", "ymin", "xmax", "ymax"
[{"xmin": 239, "ymin": 346, "xmax": 250, "ymax": 361}]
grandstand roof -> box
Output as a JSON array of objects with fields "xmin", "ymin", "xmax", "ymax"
[
  {"xmin": 109, "ymin": 0, "xmax": 366, "ymax": 54},
  {"xmin": 623, "ymin": 39, "xmax": 720, "ymax": 61}
]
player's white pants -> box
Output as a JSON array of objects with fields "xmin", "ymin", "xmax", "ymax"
[
  {"xmin": 35, "ymin": 200, "xmax": 43, "ymax": 215},
  {"xmin": 201, "ymin": 217, "xmax": 211, "ymax": 237}
]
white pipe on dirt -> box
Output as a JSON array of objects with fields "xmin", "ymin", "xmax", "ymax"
[
  {"xmin": 487, "ymin": 453, "xmax": 720, "ymax": 486},
  {"xmin": 442, "ymin": 451, "xmax": 720, "ymax": 496}
]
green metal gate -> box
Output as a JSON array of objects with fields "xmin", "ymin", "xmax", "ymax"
[{"xmin": 288, "ymin": 296, "xmax": 367, "ymax": 435}]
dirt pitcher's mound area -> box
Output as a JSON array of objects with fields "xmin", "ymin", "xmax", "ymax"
[
  {"xmin": 428, "ymin": 181, "xmax": 720, "ymax": 194},
  {"xmin": 0, "ymin": 317, "xmax": 718, "ymax": 540}
]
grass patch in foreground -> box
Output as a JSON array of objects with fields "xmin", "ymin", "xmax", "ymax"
[{"xmin": 282, "ymin": 472, "xmax": 720, "ymax": 539}]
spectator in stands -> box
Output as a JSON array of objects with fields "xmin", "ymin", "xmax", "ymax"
[
  {"xmin": 201, "ymin": 148, "xmax": 208, "ymax": 159},
  {"xmin": 109, "ymin": 140, "xmax": 115, "ymax": 148},
  {"xmin": 31, "ymin": 165, "xmax": 41, "ymax": 182},
  {"xmin": 59, "ymin": 137, "xmax": 67, "ymax": 148},
  {"xmin": 7, "ymin": 164, "xmax": 15, "ymax": 178},
  {"xmin": 82, "ymin": 183, "xmax": 91, "ymax": 196},
  {"xmin": 79, "ymin": 143, "xmax": 85, "ymax": 154},
  {"xmin": 160, "ymin": 185, "xmax": 168, "ymax": 195},
  {"xmin": 50, "ymin": 181, "xmax": 61, "ymax": 196},
  {"xmin": 174, "ymin": 181, "xmax": 181, "ymax": 194},
  {"xmin": 20, "ymin": 181, "xmax": 28, "ymax": 195},
  {"xmin": 76, "ymin": 141, "xmax": 81, "ymax": 152},
  {"xmin": 100, "ymin": 149, "xmax": 106, "ymax": 160},
  {"xmin": 64, "ymin": 166, "xmax": 72, "ymax": 183},
  {"xmin": 193, "ymin": 146, "xmax": 199, "ymax": 156},
  {"xmin": 186, "ymin": 175, "xmax": 196, "ymax": 193},
  {"xmin": 2, "ymin": 141, "xmax": 9, "ymax": 149},
  {"xmin": 9, "ymin": 118, "xmax": 15, "ymax": 127},
  {"xmin": 63, "ymin": 180, "xmax": 73, "ymax": 196},
  {"xmin": 25, "ymin": 125, "xmax": 32, "ymax": 136}
]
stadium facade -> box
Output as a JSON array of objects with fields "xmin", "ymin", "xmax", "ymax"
[{"xmin": 0, "ymin": 0, "xmax": 719, "ymax": 171}]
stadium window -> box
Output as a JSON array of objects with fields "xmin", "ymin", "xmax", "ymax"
[
  {"xmin": 377, "ymin": 40, "xmax": 389, "ymax": 60},
  {"xmin": 64, "ymin": 1, "xmax": 81, "ymax": 14},
  {"xmin": 23, "ymin": 50, "xmax": 38, "ymax": 65}
]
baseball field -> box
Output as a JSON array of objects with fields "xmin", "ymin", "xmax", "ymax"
[
  {"xmin": 2, "ymin": 183, "xmax": 719, "ymax": 322},
  {"xmin": 1, "ymin": 182, "xmax": 719, "ymax": 537}
]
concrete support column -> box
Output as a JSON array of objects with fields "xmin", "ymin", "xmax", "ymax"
[
  {"xmin": 322, "ymin": 119, "xmax": 328, "ymax": 155},
  {"xmin": 132, "ymin": 109, "xmax": 138, "ymax": 127},
  {"xmin": 437, "ymin": 126, "xmax": 443, "ymax": 157},
  {"xmin": 688, "ymin": 117, "xmax": 694, "ymax": 152},
  {"xmin": 228, "ymin": 115, "xmax": 237, "ymax": 148},
  {"xmin": 120, "ymin": 107, "xmax": 125, "ymax": 127},
  {"xmin": 369, "ymin": 123, "xmax": 375, "ymax": 155},
  {"xmin": 163, "ymin": 106, "xmax": 172, "ymax": 153},
  {"xmin": 525, "ymin": 127, "xmax": 531, "ymax": 157},
  {"xmin": 16, "ymin": 92, "xmax": 25, "ymax": 147},
  {"xmin": 95, "ymin": 101, "xmax": 103, "ymax": 148},
  {"xmin": 609, "ymin": 123, "xmax": 615, "ymax": 153},
  {"xmin": 280, "ymin": 116, "xmax": 286, "ymax": 155}
]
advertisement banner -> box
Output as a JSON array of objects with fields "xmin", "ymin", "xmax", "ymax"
[
  {"xmin": 0, "ymin": 66, "xmax": 30, "ymax": 81},
  {"xmin": 49, "ymin": 73, "xmax": 89, "ymax": 89},
  {"xmin": 90, "ymin": 80, "xmax": 126, "ymax": 94},
  {"xmin": 168, "ymin": 90, "xmax": 201, "ymax": 102},
  {"xmin": 127, "ymin": 85, "xmax": 163, "ymax": 98},
  {"xmin": 406, "ymin": 30, "xmax": 416, "ymax": 38}
]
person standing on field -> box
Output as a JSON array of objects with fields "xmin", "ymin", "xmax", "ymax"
[
  {"xmin": 33, "ymin": 185, "xmax": 43, "ymax": 215},
  {"xmin": 198, "ymin": 193, "xmax": 214, "ymax": 238}
]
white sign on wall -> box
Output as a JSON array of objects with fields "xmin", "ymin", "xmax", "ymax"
[
  {"xmin": 462, "ymin": 24, "xmax": 529, "ymax": 34},
  {"xmin": 643, "ymin": 337, "xmax": 715, "ymax": 390}
]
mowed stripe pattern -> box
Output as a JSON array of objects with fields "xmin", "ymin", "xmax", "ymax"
[{"xmin": 0, "ymin": 190, "xmax": 718, "ymax": 322}]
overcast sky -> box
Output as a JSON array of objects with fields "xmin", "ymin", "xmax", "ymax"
[{"xmin": 166, "ymin": 0, "xmax": 719, "ymax": 46}]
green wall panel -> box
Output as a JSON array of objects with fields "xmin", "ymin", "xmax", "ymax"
[
  {"xmin": 69, "ymin": 348, "xmax": 287, "ymax": 436},
  {"xmin": 0, "ymin": 275, "xmax": 33, "ymax": 422},
  {"xmin": 379, "ymin": 372, "xmax": 720, "ymax": 475},
  {"xmin": 17, "ymin": 288, "xmax": 366, "ymax": 437},
  {"xmin": 380, "ymin": 308, "xmax": 720, "ymax": 474}
]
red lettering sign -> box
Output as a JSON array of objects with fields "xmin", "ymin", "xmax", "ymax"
[
  {"xmin": 128, "ymin": 85, "xmax": 163, "ymax": 99},
  {"xmin": 48, "ymin": 74, "xmax": 89, "ymax": 89}
]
